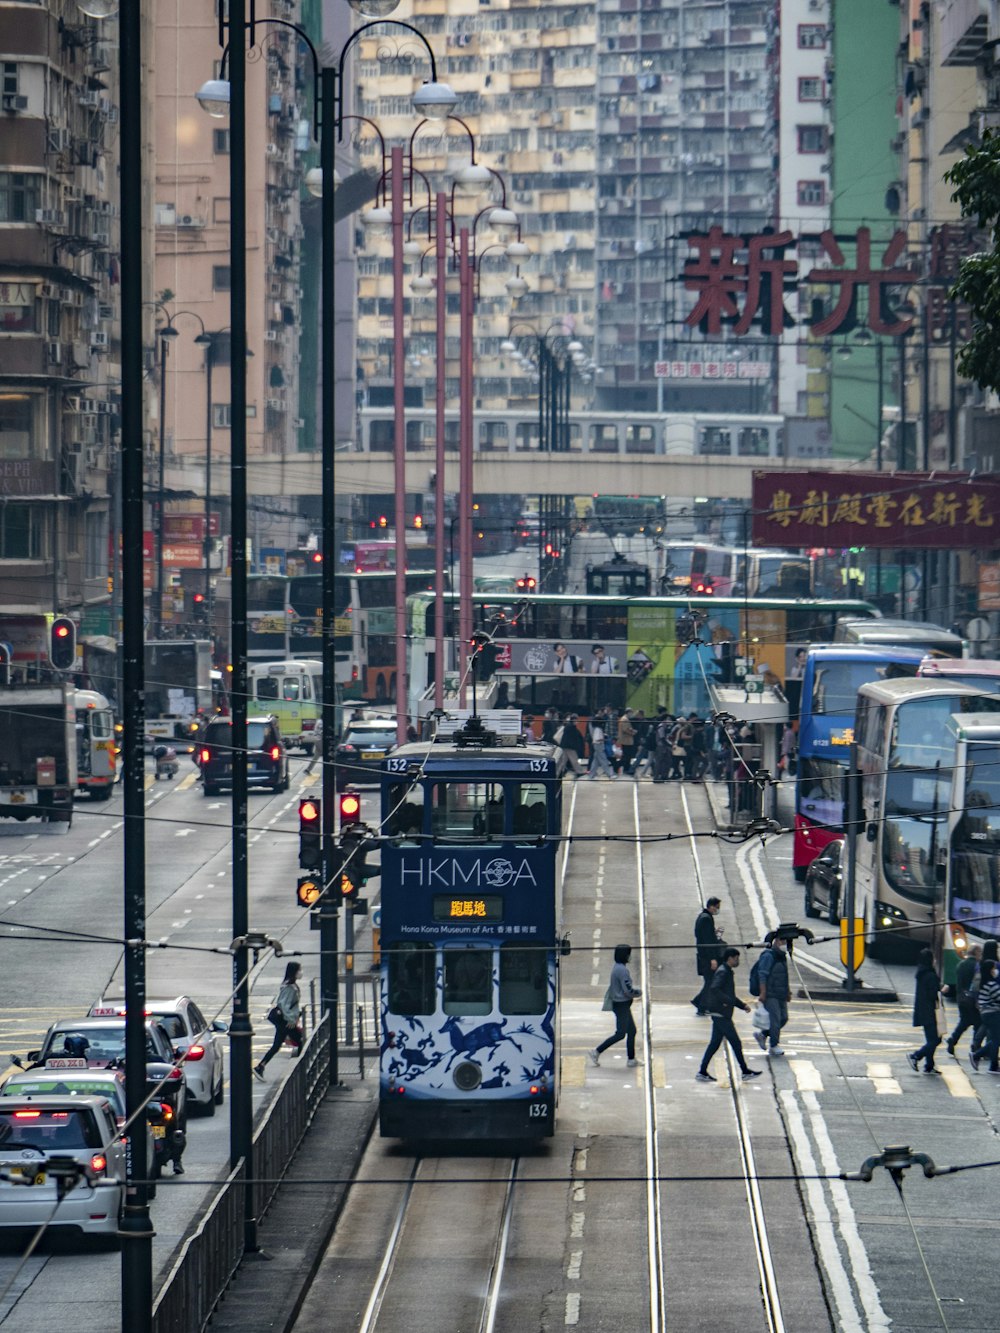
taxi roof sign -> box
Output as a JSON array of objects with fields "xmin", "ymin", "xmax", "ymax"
[{"xmin": 45, "ymin": 1057, "xmax": 88, "ymax": 1069}]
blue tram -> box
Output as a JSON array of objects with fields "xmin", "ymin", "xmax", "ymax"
[{"xmin": 377, "ymin": 724, "xmax": 563, "ymax": 1141}]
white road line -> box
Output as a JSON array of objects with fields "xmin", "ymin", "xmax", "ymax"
[{"xmin": 779, "ymin": 1090, "xmax": 865, "ymax": 1332}]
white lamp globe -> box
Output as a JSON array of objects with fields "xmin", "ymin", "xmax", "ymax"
[
  {"xmin": 78, "ymin": 0, "xmax": 118, "ymax": 16},
  {"xmin": 403, "ymin": 239, "xmax": 424, "ymax": 260},
  {"xmin": 566, "ymin": 339, "xmax": 583, "ymax": 355},
  {"xmin": 488, "ymin": 207, "xmax": 518, "ymax": 236},
  {"xmin": 504, "ymin": 240, "xmax": 530, "ymax": 261},
  {"xmin": 197, "ymin": 79, "xmax": 231, "ymax": 119},
  {"xmin": 412, "ymin": 81, "xmax": 457, "ymax": 121},
  {"xmin": 410, "ymin": 275, "xmax": 434, "ymax": 294},
  {"xmin": 347, "ymin": 0, "xmax": 400, "ymax": 15},
  {"xmin": 362, "ymin": 206, "xmax": 392, "ymax": 234},
  {"xmin": 454, "ymin": 163, "xmax": 492, "ymax": 195},
  {"xmin": 505, "ymin": 275, "xmax": 529, "ymax": 298},
  {"xmin": 499, "ymin": 339, "xmax": 517, "ymax": 354}
]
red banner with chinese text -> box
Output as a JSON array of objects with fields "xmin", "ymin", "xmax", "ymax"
[{"xmin": 752, "ymin": 470, "xmax": 1000, "ymax": 549}]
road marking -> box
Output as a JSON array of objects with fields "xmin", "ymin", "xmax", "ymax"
[
  {"xmin": 565, "ymin": 1293, "xmax": 581, "ymax": 1326},
  {"xmin": 866, "ymin": 1061, "xmax": 902, "ymax": 1094},
  {"xmin": 939, "ymin": 1065, "xmax": 977, "ymax": 1098},
  {"xmin": 562, "ymin": 1056, "xmax": 586, "ymax": 1086},
  {"xmin": 790, "ymin": 1059, "xmax": 823, "ymax": 1092},
  {"xmin": 177, "ymin": 772, "xmax": 197, "ymax": 792},
  {"xmin": 143, "ymin": 774, "xmax": 155, "ymax": 791},
  {"xmin": 174, "ymin": 828, "xmax": 193, "ymax": 837}
]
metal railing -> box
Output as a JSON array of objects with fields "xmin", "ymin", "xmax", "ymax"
[{"xmin": 152, "ymin": 1012, "xmax": 331, "ymax": 1333}]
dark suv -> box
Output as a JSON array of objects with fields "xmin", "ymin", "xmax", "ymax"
[
  {"xmin": 334, "ymin": 720, "xmax": 397, "ymax": 789},
  {"xmin": 198, "ymin": 715, "xmax": 290, "ymax": 795}
]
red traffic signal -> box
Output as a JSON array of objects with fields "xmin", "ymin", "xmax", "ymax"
[
  {"xmin": 339, "ymin": 791, "xmax": 361, "ymax": 829},
  {"xmin": 516, "ymin": 576, "xmax": 537, "ymax": 591},
  {"xmin": 298, "ymin": 797, "xmax": 322, "ymax": 871},
  {"xmin": 49, "ymin": 616, "xmax": 76, "ymax": 671}
]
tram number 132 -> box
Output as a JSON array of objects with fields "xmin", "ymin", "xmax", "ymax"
[{"xmin": 529, "ymin": 1103, "xmax": 549, "ymax": 1118}]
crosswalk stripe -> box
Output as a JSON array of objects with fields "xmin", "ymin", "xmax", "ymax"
[
  {"xmin": 939, "ymin": 1064, "xmax": 977, "ymax": 1098},
  {"xmin": 177, "ymin": 771, "xmax": 197, "ymax": 792},
  {"xmin": 866, "ymin": 1061, "xmax": 902, "ymax": 1094},
  {"xmin": 790, "ymin": 1059, "xmax": 823, "ymax": 1092}
]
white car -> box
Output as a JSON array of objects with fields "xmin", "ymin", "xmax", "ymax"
[
  {"xmin": 0, "ymin": 1095, "xmax": 126, "ymax": 1239},
  {"xmin": 92, "ymin": 996, "xmax": 226, "ymax": 1114}
]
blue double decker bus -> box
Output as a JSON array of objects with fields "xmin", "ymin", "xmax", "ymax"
[
  {"xmin": 794, "ymin": 646, "xmax": 926, "ymax": 880},
  {"xmin": 377, "ymin": 717, "xmax": 563, "ymax": 1141}
]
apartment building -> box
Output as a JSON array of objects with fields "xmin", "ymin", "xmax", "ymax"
[{"xmin": 0, "ymin": 0, "xmax": 146, "ymax": 627}]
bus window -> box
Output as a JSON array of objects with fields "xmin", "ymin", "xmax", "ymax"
[
  {"xmin": 499, "ymin": 944, "xmax": 547, "ymax": 1015},
  {"xmin": 255, "ymin": 676, "xmax": 279, "ymax": 701},
  {"xmin": 512, "ymin": 782, "xmax": 547, "ymax": 838},
  {"xmin": 386, "ymin": 782, "xmax": 424, "ymax": 839},
  {"xmin": 388, "ymin": 942, "xmax": 435, "ymax": 1015},
  {"xmin": 444, "ymin": 948, "xmax": 493, "ymax": 1015},
  {"xmin": 431, "ymin": 782, "xmax": 504, "ymax": 837},
  {"xmin": 282, "ymin": 678, "xmax": 300, "ymax": 701}
]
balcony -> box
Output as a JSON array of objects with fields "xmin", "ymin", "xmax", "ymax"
[{"xmin": 941, "ymin": 0, "xmax": 989, "ymax": 65}]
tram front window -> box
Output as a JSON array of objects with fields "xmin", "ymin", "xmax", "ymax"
[
  {"xmin": 387, "ymin": 942, "xmax": 435, "ymax": 1015},
  {"xmin": 499, "ymin": 945, "xmax": 546, "ymax": 1015},
  {"xmin": 443, "ymin": 948, "xmax": 493, "ymax": 1015},
  {"xmin": 432, "ymin": 782, "xmax": 504, "ymax": 837},
  {"xmin": 513, "ymin": 782, "xmax": 547, "ymax": 839},
  {"xmin": 386, "ymin": 782, "xmax": 424, "ymax": 839}
]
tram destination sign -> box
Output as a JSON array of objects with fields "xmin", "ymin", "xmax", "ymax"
[{"xmin": 752, "ymin": 470, "xmax": 1000, "ymax": 549}]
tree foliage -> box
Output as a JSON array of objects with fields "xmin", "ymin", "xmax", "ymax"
[{"xmin": 945, "ymin": 130, "xmax": 1000, "ymax": 393}]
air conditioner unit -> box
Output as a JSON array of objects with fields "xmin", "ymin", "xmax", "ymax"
[
  {"xmin": 2, "ymin": 93, "xmax": 28, "ymax": 112},
  {"xmin": 66, "ymin": 439, "xmax": 83, "ymax": 454},
  {"xmin": 264, "ymin": 330, "xmax": 278, "ymax": 342},
  {"xmin": 47, "ymin": 342, "xmax": 62, "ymax": 365},
  {"xmin": 105, "ymin": 107, "xmax": 119, "ymax": 124},
  {"xmin": 266, "ymin": 397, "xmax": 286, "ymax": 410},
  {"xmin": 265, "ymin": 143, "xmax": 280, "ymax": 157},
  {"xmin": 35, "ymin": 208, "xmax": 65, "ymax": 226},
  {"xmin": 79, "ymin": 91, "xmax": 100, "ymax": 109},
  {"xmin": 98, "ymin": 303, "xmax": 114, "ymax": 320},
  {"xmin": 85, "ymin": 446, "xmax": 100, "ymax": 469},
  {"xmin": 93, "ymin": 230, "xmax": 110, "ymax": 246},
  {"xmin": 91, "ymin": 331, "xmax": 110, "ymax": 349},
  {"xmin": 269, "ymin": 281, "xmax": 282, "ymax": 296},
  {"xmin": 177, "ymin": 214, "xmax": 203, "ymax": 227}
]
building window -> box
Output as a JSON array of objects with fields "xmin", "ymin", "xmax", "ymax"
[
  {"xmin": 0, "ymin": 172, "xmax": 40, "ymax": 223},
  {"xmin": 2, "ymin": 63, "xmax": 18, "ymax": 96},
  {"xmin": 0, "ymin": 504, "xmax": 41, "ymax": 558},
  {"xmin": 85, "ymin": 511, "xmax": 107, "ymax": 580},
  {"xmin": 0, "ymin": 281, "xmax": 36, "ymax": 333},
  {"xmin": 212, "ymin": 403, "xmax": 256, "ymax": 428},
  {"xmin": 212, "ymin": 265, "xmax": 231, "ymax": 291},
  {"xmin": 0, "ymin": 394, "xmax": 32, "ymax": 458},
  {"xmin": 797, "ymin": 180, "xmax": 826, "ymax": 206},
  {"xmin": 798, "ymin": 77, "xmax": 824, "ymax": 101},
  {"xmin": 797, "ymin": 126, "xmax": 827, "ymax": 154},
  {"xmin": 213, "ymin": 128, "xmax": 230, "ymax": 154},
  {"xmin": 798, "ymin": 24, "xmax": 826, "ymax": 49}
]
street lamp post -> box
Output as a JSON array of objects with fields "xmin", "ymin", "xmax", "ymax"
[{"xmin": 155, "ymin": 323, "xmax": 178, "ymax": 635}]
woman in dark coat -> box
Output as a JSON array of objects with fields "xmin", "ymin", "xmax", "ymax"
[{"xmin": 907, "ymin": 948, "xmax": 941, "ymax": 1074}]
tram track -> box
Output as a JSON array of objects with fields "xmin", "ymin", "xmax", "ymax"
[{"xmin": 674, "ymin": 784, "xmax": 787, "ymax": 1333}]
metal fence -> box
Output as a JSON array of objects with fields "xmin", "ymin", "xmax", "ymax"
[{"xmin": 152, "ymin": 1012, "xmax": 331, "ymax": 1333}]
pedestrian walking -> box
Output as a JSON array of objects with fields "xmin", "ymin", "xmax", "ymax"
[
  {"xmin": 587, "ymin": 716, "xmax": 616, "ymax": 780},
  {"xmin": 970, "ymin": 959, "xmax": 1000, "ymax": 1074},
  {"xmin": 947, "ymin": 944, "xmax": 982, "ymax": 1055},
  {"xmin": 617, "ymin": 709, "xmax": 636, "ymax": 776},
  {"xmin": 692, "ymin": 897, "xmax": 723, "ymax": 1016},
  {"xmin": 559, "ymin": 714, "xmax": 586, "ymax": 777},
  {"xmin": 696, "ymin": 948, "xmax": 762, "ymax": 1082},
  {"xmin": 754, "ymin": 934, "xmax": 790, "ymax": 1056},
  {"xmin": 652, "ymin": 710, "xmax": 672, "ymax": 783},
  {"xmin": 255, "ymin": 961, "xmax": 303, "ymax": 1079},
  {"xmin": 589, "ymin": 944, "xmax": 642, "ymax": 1067},
  {"xmin": 907, "ymin": 948, "xmax": 942, "ymax": 1074}
]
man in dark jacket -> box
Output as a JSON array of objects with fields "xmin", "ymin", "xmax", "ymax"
[
  {"xmin": 947, "ymin": 944, "xmax": 982, "ymax": 1056},
  {"xmin": 693, "ymin": 897, "xmax": 723, "ymax": 1016},
  {"xmin": 696, "ymin": 948, "xmax": 762, "ymax": 1082},
  {"xmin": 755, "ymin": 935, "xmax": 790, "ymax": 1056},
  {"xmin": 908, "ymin": 948, "xmax": 942, "ymax": 1073}
]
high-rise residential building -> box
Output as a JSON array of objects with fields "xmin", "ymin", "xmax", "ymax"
[{"xmin": 0, "ymin": 0, "xmax": 151, "ymax": 632}]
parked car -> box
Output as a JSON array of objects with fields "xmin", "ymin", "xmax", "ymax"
[
  {"xmin": 91, "ymin": 996, "xmax": 226, "ymax": 1115},
  {"xmin": 334, "ymin": 720, "xmax": 397, "ymax": 789},
  {"xmin": 804, "ymin": 837, "xmax": 845, "ymax": 923},
  {"xmin": 0, "ymin": 1095, "xmax": 127, "ymax": 1239},
  {"xmin": 0, "ymin": 1067, "xmax": 161, "ymax": 1194},
  {"xmin": 197, "ymin": 715, "xmax": 290, "ymax": 795}
]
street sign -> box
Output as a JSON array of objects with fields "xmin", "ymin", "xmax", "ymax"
[{"xmin": 840, "ymin": 918, "xmax": 865, "ymax": 971}]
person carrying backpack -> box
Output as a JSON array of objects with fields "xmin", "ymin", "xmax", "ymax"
[
  {"xmin": 753, "ymin": 935, "xmax": 790, "ymax": 1057},
  {"xmin": 696, "ymin": 948, "xmax": 762, "ymax": 1083}
]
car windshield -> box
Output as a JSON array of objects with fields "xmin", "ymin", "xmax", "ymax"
[
  {"xmin": 44, "ymin": 1026, "xmax": 163, "ymax": 1062},
  {"xmin": 0, "ymin": 1108, "xmax": 100, "ymax": 1150},
  {"xmin": 150, "ymin": 1014, "xmax": 186, "ymax": 1041},
  {"xmin": 2, "ymin": 1081, "xmax": 125, "ymax": 1115},
  {"xmin": 343, "ymin": 730, "xmax": 394, "ymax": 749}
]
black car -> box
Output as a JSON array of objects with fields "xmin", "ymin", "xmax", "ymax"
[
  {"xmin": 198, "ymin": 715, "xmax": 290, "ymax": 795},
  {"xmin": 334, "ymin": 721, "xmax": 397, "ymax": 789},
  {"xmin": 804, "ymin": 838, "xmax": 845, "ymax": 923}
]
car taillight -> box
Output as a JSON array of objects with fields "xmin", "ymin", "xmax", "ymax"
[
  {"xmin": 90, "ymin": 1154, "xmax": 107, "ymax": 1176},
  {"xmin": 116, "ymin": 1116, "xmax": 126, "ymax": 1129},
  {"xmin": 13, "ymin": 1110, "xmax": 41, "ymax": 1119},
  {"xmin": 341, "ymin": 744, "xmax": 356, "ymax": 753},
  {"xmin": 161, "ymin": 1104, "xmax": 173, "ymax": 1121},
  {"xmin": 167, "ymin": 1068, "xmax": 183, "ymax": 1081},
  {"xmin": 185, "ymin": 1045, "xmax": 205, "ymax": 1061},
  {"xmin": 270, "ymin": 746, "xmax": 280, "ymax": 761},
  {"xmin": 200, "ymin": 749, "xmax": 210, "ymax": 764}
]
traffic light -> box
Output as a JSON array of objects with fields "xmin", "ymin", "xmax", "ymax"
[
  {"xmin": 338, "ymin": 834, "xmax": 379, "ymax": 902},
  {"xmin": 298, "ymin": 797, "xmax": 322, "ymax": 870},
  {"xmin": 515, "ymin": 575, "xmax": 537, "ymax": 592},
  {"xmin": 0, "ymin": 642, "xmax": 10, "ymax": 686},
  {"xmin": 339, "ymin": 790, "xmax": 361, "ymax": 830},
  {"xmin": 49, "ymin": 617, "xmax": 76, "ymax": 671},
  {"xmin": 296, "ymin": 875, "xmax": 321, "ymax": 908}
]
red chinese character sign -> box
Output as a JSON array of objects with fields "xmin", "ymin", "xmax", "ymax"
[
  {"xmin": 752, "ymin": 471, "xmax": 1000, "ymax": 549},
  {"xmin": 682, "ymin": 226, "xmax": 918, "ymax": 338}
]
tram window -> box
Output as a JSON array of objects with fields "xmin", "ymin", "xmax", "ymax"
[
  {"xmin": 443, "ymin": 948, "xmax": 493, "ymax": 1015},
  {"xmin": 512, "ymin": 783, "xmax": 547, "ymax": 838},
  {"xmin": 91, "ymin": 710, "xmax": 113, "ymax": 740},
  {"xmin": 386, "ymin": 782, "xmax": 424, "ymax": 838},
  {"xmin": 282, "ymin": 678, "xmax": 300, "ymax": 701},
  {"xmin": 432, "ymin": 782, "xmax": 504, "ymax": 837},
  {"xmin": 499, "ymin": 944, "xmax": 547, "ymax": 1015},
  {"xmin": 387, "ymin": 942, "xmax": 435, "ymax": 1015},
  {"xmin": 255, "ymin": 677, "xmax": 279, "ymax": 701}
]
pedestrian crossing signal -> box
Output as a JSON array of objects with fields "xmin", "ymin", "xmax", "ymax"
[{"xmin": 297, "ymin": 876, "xmax": 321, "ymax": 907}]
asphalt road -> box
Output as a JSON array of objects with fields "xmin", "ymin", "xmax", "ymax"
[{"xmin": 0, "ymin": 751, "xmax": 334, "ymax": 1332}]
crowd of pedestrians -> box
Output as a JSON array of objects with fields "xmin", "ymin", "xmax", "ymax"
[{"xmin": 540, "ymin": 705, "xmax": 734, "ymax": 782}]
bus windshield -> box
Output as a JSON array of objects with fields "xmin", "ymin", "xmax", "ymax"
[
  {"xmin": 811, "ymin": 660, "xmax": 918, "ymax": 716},
  {"xmin": 890, "ymin": 696, "xmax": 1000, "ymax": 769},
  {"xmin": 952, "ymin": 743, "xmax": 1000, "ymax": 936}
]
